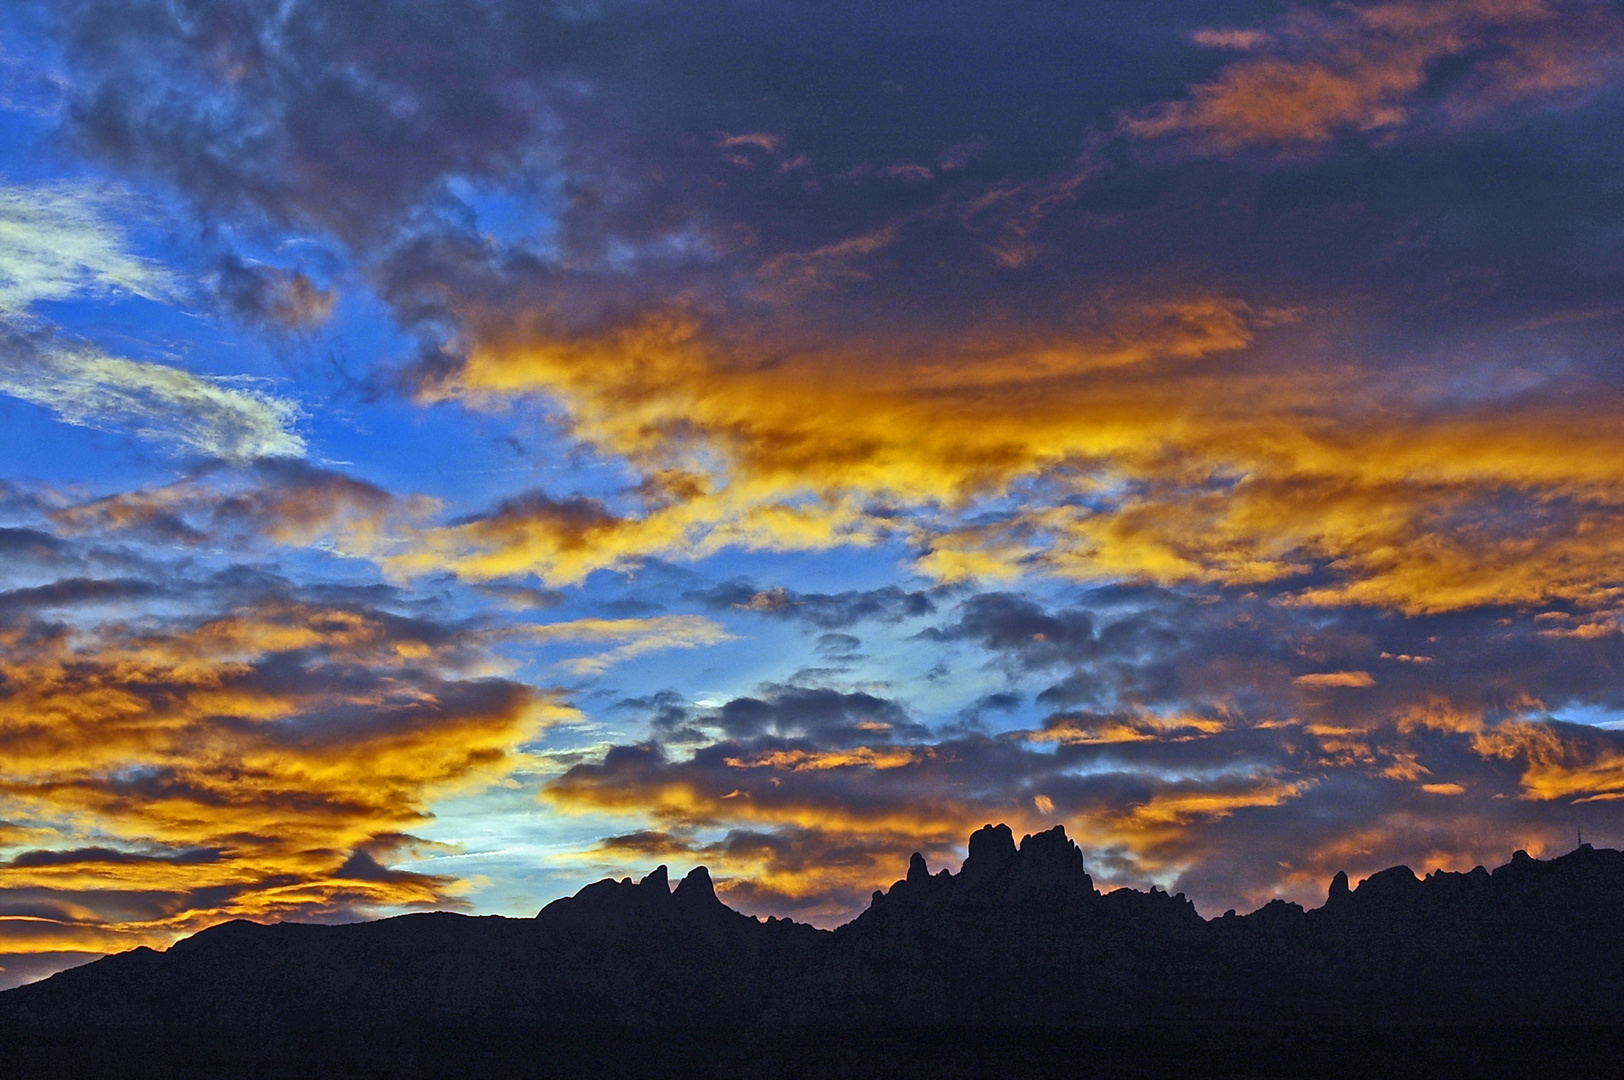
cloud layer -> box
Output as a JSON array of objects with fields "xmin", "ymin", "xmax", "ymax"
[
  {"xmin": 547, "ymin": 585, "xmax": 1624, "ymax": 923},
  {"xmin": 0, "ymin": 575, "xmax": 564, "ymax": 984},
  {"xmin": 4, "ymin": 0, "xmax": 1624, "ymax": 979}
]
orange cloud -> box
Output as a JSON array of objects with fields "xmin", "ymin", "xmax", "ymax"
[
  {"xmin": 721, "ymin": 747, "xmax": 930, "ymax": 772},
  {"xmin": 1472, "ymin": 720, "xmax": 1624, "ymax": 801},
  {"xmin": 0, "ymin": 600, "xmax": 569, "ymax": 967},
  {"xmin": 46, "ymin": 299, "xmax": 1618, "ymax": 626},
  {"xmin": 1026, "ymin": 711, "xmax": 1229, "ymax": 745},
  {"xmin": 1294, "ymin": 671, "xmax": 1376, "ymax": 688},
  {"xmin": 386, "ymin": 293, "xmax": 1624, "ymax": 620},
  {"xmin": 1123, "ymin": 0, "xmax": 1624, "ymax": 152}
]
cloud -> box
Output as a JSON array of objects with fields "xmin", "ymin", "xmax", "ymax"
[
  {"xmin": 755, "ymin": 222, "xmax": 906, "ymax": 296},
  {"xmin": 47, "ymin": 460, "xmax": 405, "ymax": 552},
  {"xmin": 0, "ymin": 181, "xmax": 305, "ymax": 460},
  {"xmin": 0, "ymin": 181, "xmax": 170, "ymax": 314},
  {"xmin": 926, "ymin": 591, "xmax": 1124, "ymax": 668},
  {"xmin": 212, "ymin": 255, "xmax": 336, "ymax": 333},
  {"xmin": 691, "ymin": 580, "xmax": 939, "ymax": 629},
  {"xmin": 0, "ymin": 329, "xmax": 306, "ymax": 462},
  {"xmin": 1294, "ymin": 671, "xmax": 1377, "ymax": 688},
  {"xmin": 1122, "ymin": 0, "xmax": 1624, "ymax": 153},
  {"xmin": 0, "ymin": 578, "xmax": 162, "ymax": 617},
  {"xmin": 958, "ymin": 162, "xmax": 1098, "ymax": 268},
  {"xmin": 379, "ymin": 294, "xmax": 1624, "ymax": 617},
  {"xmin": 526, "ymin": 615, "xmax": 734, "ymax": 675},
  {"xmin": 17, "ymin": 0, "xmax": 1624, "ymax": 956},
  {"xmin": 543, "ymin": 676, "xmax": 1624, "ymax": 924},
  {"xmin": 942, "ymin": 585, "xmax": 1624, "ymax": 738},
  {"xmin": 0, "ymin": 591, "xmax": 568, "ymax": 972},
  {"xmin": 531, "ymin": 586, "xmax": 1624, "ymax": 922},
  {"xmin": 28, "ymin": 0, "xmax": 1624, "ymax": 623}
]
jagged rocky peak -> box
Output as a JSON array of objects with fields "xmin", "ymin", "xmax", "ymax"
[
  {"xmin": 1326, "ymin": 870, "xmax": 1351, "ymax": 906},
  {"xmin": 539, "ymin": 870, "xmax": 657, "ymax": 920},
  {"xmin": 673, "ymin": 865, "xmax": 719, "ymax": 906},
  {"xmin": 1009, "ymin": 824, "xmax": 1093, "ymax": 899},
  {"xmin": 1017, "ymin": 824, "xmax": 1086, "ymax": 873},
  {"xmin": 538, "ymin": 862, "xmax": 723, "ymax": 921},
  {"xmin": 960, "ymin": 822, "xmax": 1019, "ymax": 884},
  {"xmin": 891, "ymin": 823, "xmax": 1093, "ymax": 904}
]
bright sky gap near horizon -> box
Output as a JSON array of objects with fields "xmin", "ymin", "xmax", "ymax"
[{"xmin": 3, "ymin": 0, "xmax": 1624, "ymax": 990}]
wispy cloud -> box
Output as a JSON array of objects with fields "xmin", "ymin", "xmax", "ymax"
[
  {"xmin": 0, "ymin": 181, "xmax": 170, "ymax": 314},
  {"xmin": 0, "ymin": 331, "xmax": 305, "ymax": 462},
  {"xmin": 527, "ymin": 615, "xmax": 735, "ymax": 675},
  {"xmin": 0, "ymin": 182, "xmax": 305, "ymax": 461}
]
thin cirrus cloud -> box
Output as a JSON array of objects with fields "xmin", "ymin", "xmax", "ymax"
[
  {"xmin": 0, "ymin": 181, "xmax": 305, "ymax": 461},
  {"xmin": 525, "ymin": 615, "xmax": 736, "ymax": 676},
  {"xmin": 0, "ymin": 182, "xmax": 171, "ymax": 310},
  {"xmin": 0, "ymin": 331, "xmax": 306, "ymax": 463}
]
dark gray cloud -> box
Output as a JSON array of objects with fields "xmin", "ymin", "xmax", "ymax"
[
  {"xmin": 709, "ymin": 687, "xmax": 927, "ymax": 744},
  {"xmin": 211, "ymin": 255, "xmax": 335, "ymax": 332},
  {"xmin": 28, "ymin": 0, "xmax": 1619, "ymax": 380},
  {"xmin": 0, "ymin": 527, "xmax": 68, "ymax": 563},
  {"xmin": 813, "ymin": 633, "xmax": 863, "ymax": 663},
  {"xmin": 0, "ymin": 577, "xmax": 162, "ymax": 617},
  {"xmin": 4, "ymin": 846, "xmax": 222, "ymax": 869},
  {"xmin": 641, "ymin": 685, "xmax": 931, "ymax": 746},
  {"xmin": 46, "ymin": 458, "xmax": 396, "ymax": 549},
  {"xmin": 933, "ymin": 585, "xmax": 1624, "ymax": 732},
  {"xmin": 692, "ymin": 579, "xmax": 939, "ymax": 629},
  {"xmin": 925, "ymin": 590, "xmax": 1175, "ymax": 669}
]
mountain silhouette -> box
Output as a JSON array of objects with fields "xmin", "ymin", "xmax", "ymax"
[{"xmin": 5, "ymin": 825, "xmax": 1624, "ymax": 1078}]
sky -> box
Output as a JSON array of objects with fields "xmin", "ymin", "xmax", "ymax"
[{"xmin": 3, "ymin": 0, "xmax": 1624, "ymax": 989}]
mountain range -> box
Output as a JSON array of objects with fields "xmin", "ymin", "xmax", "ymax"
[{"xmin": 4, "ymin": 824, "xmax": 1623, "ymax": 1078}]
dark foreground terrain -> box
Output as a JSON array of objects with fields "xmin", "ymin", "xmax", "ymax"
[{"xmin": 4, "ymin": 825, "xmax": 1624, "ymax": 1078}]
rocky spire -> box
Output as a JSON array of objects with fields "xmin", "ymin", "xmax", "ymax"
[{"xmin": 673, "ymin": 865, "xmax": 719, "ymax": 907}]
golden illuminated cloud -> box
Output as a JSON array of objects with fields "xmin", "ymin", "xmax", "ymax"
[
  {"xmin": 383, "ymin": 295, "xmax": 1624, "ymax": 619},
  {"xmin": 0, "ymin": 599, "xmax": 570, "ymax": 967}
]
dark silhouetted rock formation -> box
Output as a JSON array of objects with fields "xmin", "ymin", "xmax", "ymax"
[{"xmin": 5, "ymin": 827, "xmax": 1624, "ymax": 1078}]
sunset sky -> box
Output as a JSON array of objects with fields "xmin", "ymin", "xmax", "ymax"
[{"xmin": 5, "ymin": 0, "xmax": 1624, "ymax": 989}]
